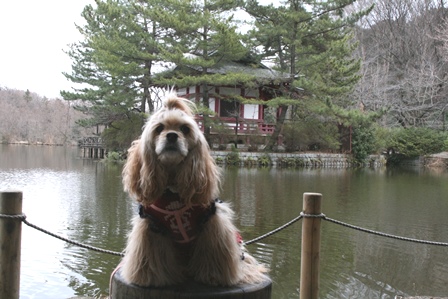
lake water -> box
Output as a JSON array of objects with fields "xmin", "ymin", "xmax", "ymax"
[{"xmin": 0, "ymin": 145, "xmax": 448, "ymax": 299}]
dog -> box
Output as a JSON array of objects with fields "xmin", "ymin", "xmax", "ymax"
[{"xmin": 120, "ymin": 93, "xmax": 268, "ymax": 287}]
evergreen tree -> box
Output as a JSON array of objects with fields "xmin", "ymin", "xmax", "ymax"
[
  {"xmin": 63, "ymin": 0, "xmax": 253, "ymax": 146},
  {"xmin": 243, "ymin": 0, "xmax": 373, "ymax": 150},
  {"xmin": 61, "ymin": 0, "xmax": 180, "ymax": 144},
  {"xmin": 154, "ymin": 0, "xmax": 253, "ymax": 143}
]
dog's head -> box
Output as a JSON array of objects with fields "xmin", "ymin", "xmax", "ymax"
[
  {"xmin": 122, "ymin": 93, "xmax": 221, "ymax": 206},
  {"xmin": 143, "ymin": 96, "xmax": 198, "ymax": 166}
]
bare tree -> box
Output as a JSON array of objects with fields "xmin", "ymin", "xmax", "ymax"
[
  {"xmin": 350, "ymin": 0, "xmax": 448, "ymax": 129},
  {"xmin": 0, "ymin": 88, "xmax": 89, "ymax": 144}
]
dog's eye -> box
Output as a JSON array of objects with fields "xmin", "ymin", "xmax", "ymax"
[
  {"xmin": 155, "ymin": 124, "xmax": 164, "ymax": 134},
  {"xmin": 180, "ymin": 125, "xmax": 190, "ymax": 135}
]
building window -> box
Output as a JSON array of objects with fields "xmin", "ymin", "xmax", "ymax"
[{"xmin": 219, "ymin": 99, "xmax": 240, "ymax": 117}]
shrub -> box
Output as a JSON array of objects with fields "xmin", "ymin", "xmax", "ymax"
[
  {"xmin": 257, "ymin": 154, "xmax": 271, "ymax": 167},
  {"xmin": 225, "ymin": 146, "xmax": 240, "ymax": 165},
  {"xmin": 386, "ymin": 127, "xmax": 447, "ymax": 163},
  {"xmin": 244, "ymin": 156, "xmax": 257, "ymax": 166},
  {"xmin": 104, "ymin": 151, "xmax": 122, "ymax": 163},
  {"xmin": 102, "ymin": 113, "xmax": 145, "ymax": 151},
  {"xmin": 351, "ymin": 122, "xmax": 376, "ymax": 164},
  {"xmin": 247, "ymin": 144, "xmax": 259, "ymax": 152},
  {"xmin": 214, "ymin": 156, "xmax": 224, "ymax": 164},
  {"xmin": 277, "ymin": 157, "xmax": 305, "ymax": 168},
  {"xmin": 282, "ymin": 119, "xmax": 340, "ymax": 152}
]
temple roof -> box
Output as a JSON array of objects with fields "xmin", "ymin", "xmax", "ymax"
[{"xmin": 153, "ymin": 54, "xmax": 292, "ymax": 83}]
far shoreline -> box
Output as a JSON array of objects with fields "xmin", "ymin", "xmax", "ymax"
[{"xmin": 3, "ymin": 143, "xmax": 448, "ymax": 169}]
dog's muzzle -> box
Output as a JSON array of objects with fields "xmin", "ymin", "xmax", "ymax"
[
  {"xmin": 166, "ymin": 132, "xmax": 178, "ymax": 143},
  {"xmin": 162, "ymin": 132, "xmax": 181, "ymax": 152}
]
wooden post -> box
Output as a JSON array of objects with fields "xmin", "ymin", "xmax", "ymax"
[
  {"xmin": 300, "ymin": 192, "xmax": 322, "ymax": 299},
  {"xmin": 0, "ymin": 191, "xmax": 23, "ymax": 299}
]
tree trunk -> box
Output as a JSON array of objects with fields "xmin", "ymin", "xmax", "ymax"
[
  {"xmin": 202, "ymin": 83, "xmax": 211, "ymax": 145},
  {"xmin": 201, "ymin": 14, "xmax": 211, "ymax": 145},
  {"xmin": 142, "ymin": 86, "xmax": 149, "ymax": 114},
  {"xmin": 265, "ymin": 104, "xmax": 288, "ymax": 151},
  {"xmin": 234, "ymin": 106, "xmax": 240, "ymax": 149},
  {"xmin": 142, "ymin": 60, "xmax": 153, "ymax": 113}
]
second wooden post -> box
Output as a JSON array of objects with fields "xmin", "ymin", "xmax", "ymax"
[
  {"xmin": 0, "ymin": 191, "xmax": 23, "ymax": 299},
  {"xmin": 300, "ymin": 192, "xmax": 322, "ymax": 299}
]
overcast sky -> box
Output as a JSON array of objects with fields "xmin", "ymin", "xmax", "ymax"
[
  {"xmin": 0, "ymin": 1, "xmax": 93, "ymax": 98},
  {"xmin": 0, "ymin": 1, "xmax": 276, "ymax": 99}
]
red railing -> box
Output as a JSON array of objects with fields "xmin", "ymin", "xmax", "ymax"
[{"xmin": 194, "ymin": 116, "xmax": 275, "ymax": 135}]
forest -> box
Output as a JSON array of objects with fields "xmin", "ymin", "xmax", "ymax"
[
  {"xmin": 2, "ymin": 0, "xmax": 448, "ymax": 162},
  {"xmin": 0, "ymin": 88, "xmax": 89, "ymax": 145},
  {"xmin": 352, "ymin": 0, "xmax": 448, "ymax": 129}
]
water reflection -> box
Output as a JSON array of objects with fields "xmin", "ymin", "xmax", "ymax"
[
  {"xmin": 60, "ymin": 162, "xmax": 131, "ymax": 297},
  {"xmin": 1, "ymin": 145, "xmax": 448, "ymax": 298},
  {"xmin": 222, "ymin": 166, "xmax": 448, "ymax": 298},
  {"xmin": 0, "ymin": 145, "xmax": 133, "ymax": 298}
]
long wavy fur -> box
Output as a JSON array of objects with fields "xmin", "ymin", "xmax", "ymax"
[
  {"xmin": 122, "ymin": 94, "xmax": 220, "ymax": 205},
  {"xmin": 119, "ymin": 92, "xmax": 268, "ymax": 287}
]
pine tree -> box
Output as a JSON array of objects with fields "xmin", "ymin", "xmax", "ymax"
[
  {"xmin": 154, "ymin": 0, "xmax": 253, "ymax": 143},
  {"xmin": 244, "ymin": 0, "xmax": 373, "ymax": 150},
  {"xmin": 61, "ymin": 0, "xmax": 181, "ymax": 141},
  {"xmin": 62, "ymin": 0, "xmax": 253, "ymax": 146}
]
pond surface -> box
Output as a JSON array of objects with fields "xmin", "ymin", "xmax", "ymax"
[{"xmin": 1, "ymin": 145, "xmax": 448, "ymax": 299}]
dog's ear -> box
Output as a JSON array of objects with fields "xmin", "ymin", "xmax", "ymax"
[
  {"xmin": 176, "ymin": 137, "xmax": 221, "ymax": 205},
  {"xmin": 123, "ymin": 140, "xmax": 166, "ymax": 204},
  {"xmin": 122, "ymin": 140, "xmax": 144, "ymax": 201},
  {"xmin": 123, "ymin": 139, "xmax": 167, "ymax": 204},
  {"xmin": 139, "ymin": 142, "xmax": 167, "ymax": 203}
]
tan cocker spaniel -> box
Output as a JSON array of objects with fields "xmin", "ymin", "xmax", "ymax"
[{"xmin": 120, "ymin": 93, "xmax": 268, "ymax": 287}]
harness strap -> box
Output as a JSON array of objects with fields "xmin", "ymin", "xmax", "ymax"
[
  {"xmin": 138, "ymin": 191, "xmax": 217, "ymax": 244},
  {"xmin": 149, "ymin": 204, "xmax": 197, "ymax": 244}
]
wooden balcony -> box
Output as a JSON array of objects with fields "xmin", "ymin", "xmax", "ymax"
[
  {"xmin": 79, "ymin": 136, "xmax": 104, "ymax": 148},
  {"xmin": 195, "ymin": 116, "xmax": 275, "ymax": 136},
  {"xmin": 78, "ymin": 136, "xmax": 106, "ymax": 159}
]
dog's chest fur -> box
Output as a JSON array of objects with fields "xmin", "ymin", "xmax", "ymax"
[{"xmin": 139, "ymin": 189, "xmax": 216, "ymax": 244}]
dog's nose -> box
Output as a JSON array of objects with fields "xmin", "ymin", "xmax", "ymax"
[{"xmin": 166, "ymin": 132, "xmax": 178, "ymax": 143}]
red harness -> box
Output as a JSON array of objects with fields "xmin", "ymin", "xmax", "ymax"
[{"xmin": 139, "ymin": 190, "xmax": 216, "ymax": 244}]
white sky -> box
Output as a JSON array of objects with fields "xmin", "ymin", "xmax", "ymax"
[
  {"xmin": 0, "ymin": 1, "xmax": 93, "ymax": 98},
  {"xmin": 0, "ymin": 0, "xmax": 277, "ymax": 99}
]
